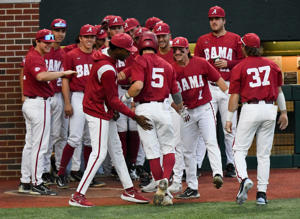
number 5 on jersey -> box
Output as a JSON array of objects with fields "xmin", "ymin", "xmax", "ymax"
[{"xmin": 151, "ymin": 68, "xmax": 164, "ymax": 88}]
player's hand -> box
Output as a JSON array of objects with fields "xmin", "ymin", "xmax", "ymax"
[
  {"xmin": 214, "ymin": 59, "xmax": 228, "ymax": 69},
  {"xmin": 134, "ymin": 115, "xmax": 153, "ymax": 130},
  {"xmin": 225, "ymin": 121, "xmax": 232, "ymax": 133},
  {"xmin": 21, "ymin": 95, "xmax": 26, "ymax": 103},
  {"xmin": 63, "ymin": 70, "xmax": 77, "ymax": 76},
  {"xmin": 179, "ymin": 106, "xmax": 190, "ymax": 122},
  {"xmin": 64, "ymin": 103, "xmax": 73, "ymax": 117},
  {"xmin": 117, "ymin": 71, "xmax": 126, "ymax": 81},
  {"xmin": 277, "ymin": 111, "xmax": 288, "ymax": 130},
  {"xmin": 113, "ymin": 110, "xmax": 120, "ymax": 121}
]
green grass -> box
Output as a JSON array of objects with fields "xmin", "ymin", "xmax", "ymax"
[{"xmin": 1, "ymin": 198, "xmax": 300, "ymax": 219}]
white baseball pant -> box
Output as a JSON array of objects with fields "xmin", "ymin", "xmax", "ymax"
[
  {"xmin": 196, "ymin": 136, "xmax": 207, "ymax": 168},
  {"xmin": 233, "ymin": 102, "xmax": 277, "ymax": 193},
  {"xmin": 21, "ymin": 97, "xmax": 51, "ymax": 185},
  {"xmin": 209, "ymin": 82, "xmax": 237, "ymax": 165},
  {"xmin": 181, "ymin": 102, "xmax": 223, "ymax": 190}
]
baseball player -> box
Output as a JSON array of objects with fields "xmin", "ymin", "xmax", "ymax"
[
  {"xmin": 121, "ymin": 32, "xmax": 189, "ymax": 206},
  {"xmin": 18, "ymin": 29, "xmax": 76, "ymax": 195},
  {"xmin": 56, "ymin": 24, "xmax": 97, "ymax": 188},
  {"xmin": 69, "ymin": 33, "xmax": 151, "ymax": 207},
  {"xmin": 194, "ymin": 6, "xmax": 244, "ymax": 177},
  {"xmin": 225, "ymin": 33, "xmax": 288, "ymax": 205},
  {"xmin": 171, "ymin": 37, "xmax": 227, "ymax": 199},
  {"xmin": 94, "ymin": 25, "xmax": 108, "ymax": 50},
  {"xmin": 42, "ymin": 18, "xmax": 68, "ymax": 184},
  {"xmin": 124, "ymin": 18, "xmax": 140, "ymax": 38}
]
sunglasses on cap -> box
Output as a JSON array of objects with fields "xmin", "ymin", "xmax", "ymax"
[
  {"xmin": 41, "ymin": 34, "xmax": 55, "ymax": 41},
  {"xmin": 241, "ymin": 37, "xmax": 246, "ymax": 47},
  {"xmin": 54, "ymin": 22, "xmax": 67, "ymax": 28}
]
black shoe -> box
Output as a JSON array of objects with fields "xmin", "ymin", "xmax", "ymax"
[
  {"xmin": 138, "ymin": 171, "xmax": 151, "ymax": 188},
  {"xmin": 256, "ymin": 191, "xmax": 268, "ymax": 205},
  {"xmin": 182, "ymin": 170, "xmax": 186, "ymax": 182},
  {"xmin": 225, "ymin": 163, "xmax": 237, "ymax": 178},
  {"xmin": 18, "ymin": 182, "xmax": 31, "ymax": 194},
  {"xmin": 50, "ymin": 154, "xmax": 57, "ymax": 176},
  {"xmin": 70, "ymin": 170, "xmax": 83, "ymax": 182},
  {"xmin": 196, "ymin": 166, "xmax": 202, "ymax": 177},
  {"xmin": 56, "ymin": 174, "xmax": 69, "ymax": 189},
  {"xmin": 42, "ymin": 172, "xmax": 55, "ymax": 185},
  {"xmin": 175, "ymin": 187, "xmax": 200, "ymax": 199},
  {"xmin": 31, "ymin": 183, "xmax": 57, "ymax": 196},
  {"xmin": 90, "ymin": 178, "xmax": 106, "ymax": 188}
]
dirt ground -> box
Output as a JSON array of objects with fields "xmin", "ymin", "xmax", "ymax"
[{"xmin": 0, "ymin": 168, "xmax": 299, "ymax": 208}]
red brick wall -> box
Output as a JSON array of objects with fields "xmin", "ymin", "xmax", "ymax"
[{"xmin": 0, "ymin": 1, "xmax": 40, "ymax": 180}]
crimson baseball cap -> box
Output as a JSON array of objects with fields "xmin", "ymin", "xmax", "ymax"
[
  {"xmin": 95, "ymin": 25, "xmax": 107, "ymax": 39},
  {"xmin": 108, "ymin": 16, "xmax": 125, "ymax": 27},
  {"xmin": 208, "ymin": 6, "xmax": 225, "ymax": 18},
  {"xmin": 80, "ymin": 24, "xmax": 97, "ymax": 36},
  {"xmin": 241, "ymin": 33, "xmax": 261, "ymax": 48},
  {"xmin": 172, "ymin": 37, "xmax": 189, "ymax": 48},
  {"xmin": 145, "ymin": 17, "xmax": 162, "ymax": 30},
  {"xmin": 35, "ymin": 29, "xmax": 55, "ymax": 42},
  {"xmin": 124, "ymin": 18, "xmax": 140, "ymax": 33},
  {"xmin": 133, "ymin": 27, "xmax": 150, "ymax": 38},
  {"xmin": 51, "ymin": 18, "xmax": 67, "ymax": 29},
  {"xmin": 153, "ymin": 22, "xmax": 170, "ymax": 35},
  {"xmin": 110, "ymin": 33, "xmax": 137, "ymax": 52}
]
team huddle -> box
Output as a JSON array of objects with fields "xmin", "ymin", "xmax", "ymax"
[{"xmin": 19, "ymin": 5, "xmax": 288, "ymax": 207}]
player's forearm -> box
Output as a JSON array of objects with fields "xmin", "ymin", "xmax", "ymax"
[
  {"xmin": 36, "ymin": 71, "xmax": 65, "ymax": 81},
  {"xmin": 228, "ymin": 93, "xmax": 239, "ymax": 112},
  {"xmin": 127, "ymin": 81, "xmax": 144, "ymax": 97},
  {"xmin": 61, "ymin": 78, "xmax": 71, "ymax": 105},
  {"xmin": 20, "ymin": 68, "xmax": 24, "ymax": 95},
  {"xmin": 216, "ymin": 77, "xmax": 228, "ymax": 92},
  {"xmin": 277, "ymin": 87, "xmax": 287, "ymax": 113}
]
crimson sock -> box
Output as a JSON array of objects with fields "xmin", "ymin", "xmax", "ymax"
[
  {"xmin": 83, "ymin": 146, "xmax": 92, "ymax": 168},
  {"xmin": 118, "ymin": 131, "xmax": 127, "ymax": 157},
  {"xmin": 149, "ymin": 158, "xmax": 163, "ymax": 181},
  {"xmin": 58, "ymin": 143, "xmax": 75, "ymax": 176},
  {"xmin": 128, "ymin": 131, "xmax": 140, "ymax": 164},
  {"xmin": 162, "ymin": 153, "xmax": 175, "ymax": 180}
]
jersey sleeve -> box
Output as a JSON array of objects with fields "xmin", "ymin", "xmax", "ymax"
[
  {"xmin": 205, "ymin": 60, "xmax": 221, "ymax": 82},
  {"xmin": 229, "ymin": 65, "xmax": 242, "ymax": 94},
  {"xmin": 170, "ymin": 67, "xmax": 179, "ymax": 94},
  {"xmin": 101, "ymin": 69, "xmax": 135, "ymax": 118},
  {"xmin": 227, "ymin": 39, "xmax": 244, "ymax": 69},
  {"xmin": 194, "ymin": 37, "xmax": 205, "ymax": 57},
  {"xmin": 130, "ymin": 59, "xmax": 145, "ymax": 83},
  {"xmin": 27, "ymin": 57, "xmax": 47, "ymax": 78}
]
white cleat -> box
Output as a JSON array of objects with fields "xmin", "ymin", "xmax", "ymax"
[
  {"xmin": 168, "ymin": 182, "xmax": 182, "ymax": 193},
  {"xmin": 236, "ymin": 178, "xmax": 253, "ymax": 205},
  {"xmin": 141, "ymin": 179, "xmax": 157, "ymax": 193}
]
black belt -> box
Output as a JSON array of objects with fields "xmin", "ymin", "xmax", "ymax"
[
  {"xmin": 209, "ymin": 82, "xmax": 218, "ymax": 86},
  {"xmin": 139, "ymin": 99, "xmax": 164, "ymax": 104},
  {"xmin": 247, "ymin": 100, "xmax": 274, "ymax": 104},
  {"xmin": 27, "ymin": 96, "xmax": 49, "ymax": 100},
  {"xmin": 120, "ymin": 85, "xmax": 130, "ymax": 90}
]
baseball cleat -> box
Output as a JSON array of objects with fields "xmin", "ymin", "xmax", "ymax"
[
  {"xmin": 69, "ymin": 170, "xmax": 83, "ymax": 182},
  {"xmin": 256, "ymin": 191, "xmax": 268, "ymax": 205},
  {"xmin": 42, "ymin": 172, "xmax": 55, "ymax": 185},
  {"xmin": 69, "ymin": 193, "xmax": 94, "ymax": 207},
  {"xmin": 56, "ymin": 174, "xmax": 69, "ymax": 189},
  {"xmin": 175, "ymin": 187, "xmax": 200, "ymax": 199},
  {"xmin": 31, "ymin": 183, "xmax": 57, "ymax": 196},
  {"xmin": 236, "ymin": 178, "xmax": 253, "ymax": 205},
  {"xmin": 89, "ymin": 178, "xmax": 106, "ymax": 188},
  {"xmin": 225, "ymin": 163, "xmax": 237, "ymax": 178},
  {"xmin": 141, "ymin": 179, "xmax": 157, "ymax": 193},
  {"xmin": 153, "ymin": 178, "xmax": 168, "ymax": 206},
  {"xmin": 168, "ymin": 182, "xmax": 182, "ymax": 193},
  {"xmin": 121, "ymin": 188, "xmax": 150, "ymax": 204},
  {"xmin": 213, "ymin": 174, "xmax": 223, "ymax": 189},
  {"xmin": 18, "ymin": 182, "xmax": 31, "ymax": 194}
]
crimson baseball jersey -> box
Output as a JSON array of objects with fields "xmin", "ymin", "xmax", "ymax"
[
  {"xmin": 131, "ymin": 53, "xmax": 179, "ymax": 102},
  {"xmin": 83, "ymin": 50, "xmax": 135, "ymax": 120},
  {"xmin": 63, "ymin": 47, "xmax": 95, "ymax": 92},
  {"xmin": 173, "ymin": 56, "xmax": 221, "ymax": 109},
  {"xmin": 229, "ymin": 56, "xmax": 282, "ymax": 103},
  {"xmin": 44, "ymin": 47, "xmax": 65, "ymax": 93},
  {"xmin": 63, "ymin": 43, "xmax": 78, "ymax": 53},
  {"xmin": 194, "ymin": 32, "xmax": 243, "ymax": 81},
  {"xmin": 20, "ymin": 46, "xmax": 35, "ymax": 67},
  {"xmin": 23, "ymin": 49, "xmax": 54, "ymax": 98},
  {"xmin": 157, "ymin": 49, "xmax": 174, "ymax": 65}
]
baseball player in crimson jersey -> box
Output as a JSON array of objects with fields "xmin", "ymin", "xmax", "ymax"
[
  {"xmin": 145, "ymin": 17, "xmax": 163, "ymax": 31},
  {"xmin": 56, "ymin": 24, "xmax": 97, "ymax": 188},
  {"xmin": 124, "ymin": 18, "xmax": 141, "ymax": 39},
  {"xmin": 225, "ymin": 33, "xmax": 288, "ymax": 205},
  {"xmin": 94, "ymin": 25, "xmax": 108, "ymax": 50},
  {"xmin": 42, "ymin": 18, "xmax": 68, "ymax": 184},
  {"xmin": 69, "ymin": 33, "xmax": 152, "ymax": 207},
  {"xmin": 194, "ymin": 6, "xmax": 244, "ymax": 177},
  {"xmin": 121, "ymin": 32, "xmax": 189, "ymax": 206},
  {"xmin": 18, "ymin": 29, "xmax": 76, "ymax": 195},
  {"xmin": 171, "ymin": 37, "xmax": 228, "ymax": 199}
]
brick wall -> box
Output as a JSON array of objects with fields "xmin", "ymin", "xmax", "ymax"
[{"xmin": 0, "ymin": 0, "xmax": 41, "ymax": 180}]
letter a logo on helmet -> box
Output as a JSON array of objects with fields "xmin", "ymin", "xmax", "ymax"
[
  {"xmin": 113, "ymin": 17, "xmax": 118, "ymax": 23},
  {"xmin": 87, "ymin": 27, "xmax": 92, "ymax": 32},
  {"xmin": 156, "ymin": 25, "xmax": 162, "ymax": 32},
  {"xmin": 174, "ymin": 39, "xmax": 180, "ymax": 45},
  {"xmin": 212, "ymin": 9, "xmax": 217, "ymax": 14}
]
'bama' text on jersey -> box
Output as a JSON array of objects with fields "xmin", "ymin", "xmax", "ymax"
[
  {"xmin": 203, "ymin": 47, "xmax": 233, "ymax": 61},
  {"xmin": 76, "ymin": 64, "xmax": 92, "ymax": 78},
  {"xmin": 177, "ymin": 75, "xmax": 204, "ymax": 92}
]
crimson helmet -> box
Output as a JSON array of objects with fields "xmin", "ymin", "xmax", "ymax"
[{"xmin": 138, "ymin": 31, "xmax": 158, "ymax": 53}]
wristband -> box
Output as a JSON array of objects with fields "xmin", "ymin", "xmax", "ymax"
[
  {"xmin": 277, "ymin": 91, "xmax": 286, "ymax": 111},
  {"xmin": 125, "ymin": 92, "xmax": 131, "ymax": 99},
  {"xmin": 226, "ymin": 111, "xmax": 234, "ymax": 122}
]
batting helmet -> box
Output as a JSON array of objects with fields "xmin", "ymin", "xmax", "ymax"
[{"xmin": 138, "ymin": 31, "xmax": 158, "ymax": 53}]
